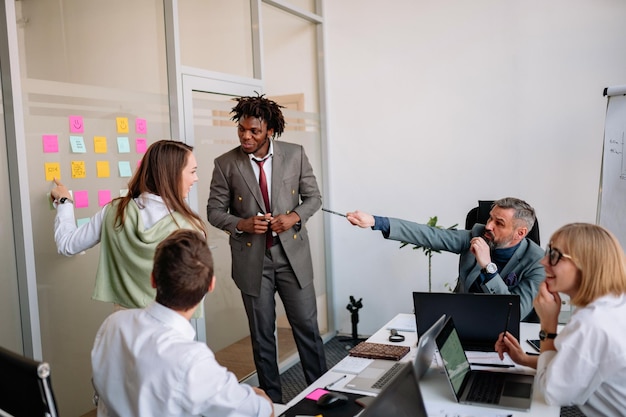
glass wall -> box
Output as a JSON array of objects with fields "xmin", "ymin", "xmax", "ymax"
[
  {"xmin": 0, "ymin": 68, "xmax": 23, "ymax": 353},
  {"xmin": 16, "ymin": 0, "xmax": 170, "ymax": 414}
]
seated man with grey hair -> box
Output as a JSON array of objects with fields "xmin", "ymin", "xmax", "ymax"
[{"xmin": 346, "ymin": 197, "xmax": 544, "ymax": 320}]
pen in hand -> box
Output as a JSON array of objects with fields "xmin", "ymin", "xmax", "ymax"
[
  {"xmin": 503, "ymin": 302, "xmax": 512, "ymax": 336},
  {"xmin": 322, "ymin": 208, "xmax": 346, "ymax": 217}
]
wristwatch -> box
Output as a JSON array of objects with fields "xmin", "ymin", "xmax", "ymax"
[
  {"xmin": 59, "ymin": 197, "xmax": 70, "ymax": 204},
  {"xmin": 539, "ymin": 330, "xmax": 558, "ymax": 341},
  {"xmin": 483, "ymin": 262, "xmax": 498, "ymax": 274}
]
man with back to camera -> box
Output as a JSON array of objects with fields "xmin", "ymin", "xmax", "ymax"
[
  {"xmin": 91, "ymin": 229, "xmax": 274, "ymax": 417},
  {"xmin": 207, "ymin": 94, "xmax": 326, "ymax": 403},
  {"xmin": 346, "ymin": 197, "xmax": 545, "ymax": 320}
]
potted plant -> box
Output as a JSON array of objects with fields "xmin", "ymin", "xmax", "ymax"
[{"xmin": 400, "ymin": 216, "xmax": 458, "ymax": 292}]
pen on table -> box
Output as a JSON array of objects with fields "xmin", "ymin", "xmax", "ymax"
[
  {"xmin": 470, "ymin": 363, "xmax": 515, "ymax": 368},
  {"xmin": 321, "ymin": 208, "xmax": 346, "ymax": 217},
  {"xmin": 324, "ymin": 374, "xmax": 347, "ymax": 389}
]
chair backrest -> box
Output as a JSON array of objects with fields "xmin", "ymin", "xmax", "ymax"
[
  {"xmin": 465, "ymin": 200, "xmax": 540, "ymax": 246},
  {"xmin": 0, "ymin": 345, "xmax": 58, "ymax": 417}
]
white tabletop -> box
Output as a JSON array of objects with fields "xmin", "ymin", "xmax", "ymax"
[{"xmin": 284, "ymin": 313, "xmax": 561, "ymax": 417}]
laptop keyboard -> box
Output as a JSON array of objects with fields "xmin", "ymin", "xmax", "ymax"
[
  {"xmin": 371, "ymin": 362, "xmax": 404, "ymax": 389},
  {"xmin": 466, "ymin": 372, "xmax": 506, "ymax": 404}
]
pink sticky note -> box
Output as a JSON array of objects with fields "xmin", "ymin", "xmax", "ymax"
[
  {"xmin": 135, "ymin": 118, "xmax": 147, "ymax": 134},
  {"xmin": 136, "ymin": 138, "xmax": 147, "ymax": 153},
  {"xmin": 98, "ymin": 190, "xmax": 112, "ymax": 207},
  {"xmin": 74, "ymin": 190, "xmax": 89, "ymax": 208},
  {"xmin": 69, "ymin": 115, "xmax": 84, "ymax": 133},
  {"xmin": 42, "ymin": 135, "xmax": 59, "ymax": 153},
  {"xmin": 305, "ymin": 388, "xmax": 329, "ymax": 401}
]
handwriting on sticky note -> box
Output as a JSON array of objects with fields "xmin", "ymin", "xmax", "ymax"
[
  {"xmin": 71, "ymin": 161, "xmax": 86, "ymax": 179},
  {"xmin": 94, "ymin": 136, "xmax": 107, "ymax": 153},
  {"xmin": 45, "ymin": 162, "xmax": 61, "ymax": 182}
]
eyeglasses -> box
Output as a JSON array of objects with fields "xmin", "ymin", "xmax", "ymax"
[{"xmin": 545, "ymin": 244, "xmax": 574, "ymax": 266}]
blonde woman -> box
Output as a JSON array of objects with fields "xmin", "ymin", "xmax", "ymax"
[{"xmin": 496, "ymin": 223, "xmax": 626, "ymax": 416}]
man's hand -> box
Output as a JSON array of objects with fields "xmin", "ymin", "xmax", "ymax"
[
  {"xmin": 469, "ymin": 236, "xmax": 491, "ymax": 268},
  {"xmin": 237, "ymin": 214, "xmax": 272, "ymax": 234},
  {"xmin": 270, "ymin": 212, "xmax": 300, "ymax": 234},
  {"xmin": 346, "ymin": 210, "xmax": 375, "ymax": 228}
]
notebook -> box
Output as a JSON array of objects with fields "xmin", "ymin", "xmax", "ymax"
[
  {"xmin": 435, "ymin": 316, "xmax": 534, "ymax": 411},
  {"xmin": 413, "ymin": 292, "xmax": 520, "ymax": 351},
  {"xmin": 357, "ymin": 362, "xmax": 428, "ymax": 417},
  {"xmin": 345, "ymin": 314, "xmax": 447, "ymax": 394}
]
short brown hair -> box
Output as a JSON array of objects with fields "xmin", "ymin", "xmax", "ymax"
[
  {"xmin": 550, "ymin": 223, "xmax": 626, "ymax": 307},
  {"xmin": 153, "ymin": 229, "xmax": 214, "ymax": 311}
]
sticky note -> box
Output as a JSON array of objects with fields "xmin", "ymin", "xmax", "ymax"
[
  {"xmin": 69, "ymin": 115, "xmax": 84, "ymax": 133},
  {"xmin": 119, "ymin": 188, "xmax": 129, "ymax": 197},
  {"xmin": 98, "ymin": 190, "xmax": 112, "ymax": 207},
  {"xmin": 117, "ymin": 137, "xmax": 130, "ymax": 153},
  {"xmin": 136, "ymin": 138, "xmax": 147, "ymax": 154},
  {"xmin": 42, "ymin": 135, "xmax": 59, "ymax": 153},
  {"xmin": 135, "ymin": 118, "xmax": 147, "ymax": 134},
  {"xmin": 94, "ymin": 136, "xmax": 107, "ymax": 153},
  {"xmin": 71, "ymin": 161, "xmax": 86, "ymax": 179},
  {"xmin": 70, "ymin": 136, "xmax": 86, "ymax": 153},
  {"xmin": 77, "ymin": 218, "xmax": 90, "ymax": 227},
  {"xmin": 96, "ymin": 161, "xmax": 110, "ymax": 178},
  {"xmin": 118, "ymin": 161, "xmax": 132, "ymax": 177},
  {"xmin": 74, "ymin": 190, "xmax": 89, "ymax": 208},
  {"xmin": 116, "ymin": 117, "xmax": 129, "ymax": 133},
  {"xmin": 44, "ymin": 162, "xmax": 61, "ymax": 181}
]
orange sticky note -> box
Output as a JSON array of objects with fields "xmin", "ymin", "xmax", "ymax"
[
  {"xmin": 116, "ymin": 117, "xmax": 129, "ymax": 133},
  {"xmin": 96, "ymin": 160, "xmax": 110, "ymax": 178},
  {"xmin": 94, "ymin": 136, "xmax": 107, "ymax": 153},
  {"xmin": 44, "ymin": 162, "xmax": 61, "ymax": 181},
  {"xmin": 71, "ymin": 161, "xmax": 86, "ymax": 179}
]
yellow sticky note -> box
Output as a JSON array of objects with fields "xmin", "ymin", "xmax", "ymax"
[
  {"xmin": 94, "ymin": 136, "xmax": 108, "ymax": 153},
  {"xmin": 96, "ymin": 160, "xmax": 110, "ymax": 178},
  {"xmin": 116, "ymin": 117, "xmax": 129, "ymax": 133},
  {"xmin": 71, "ymin": 161, "xmax": 86, "ymax": 179},
  {"xmin": 44, "ymin": 162, "xmax": 61, "ymax": 181}
]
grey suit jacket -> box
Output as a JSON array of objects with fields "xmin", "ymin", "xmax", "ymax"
[
  {"xmin": 387, "ymin": 218, "xmax": 545, "ymax": 319},
  {"xmin": 207, "ymin": 141, "xmax": 321, "ymax": 296}
]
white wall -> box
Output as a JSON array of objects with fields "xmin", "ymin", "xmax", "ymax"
[{"xmin": 323, "ymin": 0, "xmax": 626, "ymax": 335}]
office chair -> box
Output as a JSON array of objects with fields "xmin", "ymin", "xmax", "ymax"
[
  {"xmin": 465, "ymin": 200, "xmax": 541, "ymax": 323},
  {"xmin": 0, "ymin": 345, "xmax": 59, "ymax": 417},
  {"xmin": 465, "ymin": 200, "xmax": 540, "ymax": 246}
]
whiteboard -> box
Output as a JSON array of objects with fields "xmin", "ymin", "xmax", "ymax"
[{"xmin": 598, "ymin": 85, "xmax": 626, "ymax": 248}]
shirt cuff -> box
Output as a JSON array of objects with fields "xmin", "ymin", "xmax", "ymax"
[{"xmin": 372, "ymin": 216, "xmax": 390, "ymax": 238}]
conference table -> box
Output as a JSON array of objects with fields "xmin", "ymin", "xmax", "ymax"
[{"xmin": 279, "ymin": 313, "xmax": 561, "ymax": 417}]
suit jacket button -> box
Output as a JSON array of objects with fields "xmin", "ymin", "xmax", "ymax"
[
  {"xmin": 246, "ymin": 242, "xmax": 252, "ymax": 247},
  {"xmin": 293, "ymin": 234, "xmax": 297, "ymax": 239},
  {"xmin": 238, "ymin": 196, "xmax": 243, "ymax": 201},
  {"xmin": 286, "ymin": 210, "xmax": 291, "ymax": 214},
  {"xmin": 292, "ymin": 189, "xmax": 295, "ymax": 195}
]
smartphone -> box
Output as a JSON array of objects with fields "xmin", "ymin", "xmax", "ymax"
[{"xmin": 526, "ymin": 339, "xmax": 541, "ymax": 352}]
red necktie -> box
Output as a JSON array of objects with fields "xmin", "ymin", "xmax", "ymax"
[{"xmin": 254, "ymin": 159, "xmax": 273, "ymax": 249}]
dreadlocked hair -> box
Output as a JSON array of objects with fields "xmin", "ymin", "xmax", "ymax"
[{"xmin": 230, "ymin": 93, "xmax": 286, "ymax": 138}]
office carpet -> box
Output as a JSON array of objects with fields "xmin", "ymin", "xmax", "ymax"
[{"xmin": 279, "ymin": 337, "xmax": 586, "ymax": 417}]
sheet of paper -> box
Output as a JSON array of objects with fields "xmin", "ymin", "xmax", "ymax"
[
  {"xmin": 385, "ymin": 314, "xmax": 416, "ymax": 332},
  {"xmin": 331, "ymin": 356, "xmax": 373, "ymax": 374}
]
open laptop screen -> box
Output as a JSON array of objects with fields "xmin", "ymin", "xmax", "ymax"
[{"xmin": 413, "ymin": 292, "xmax": 520, "ymax": 351}]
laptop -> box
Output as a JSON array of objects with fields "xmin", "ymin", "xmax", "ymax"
[
  {"xmin": 413, "ymin": 292, "xmax": 520, "ymax": 351},
  {"xmin": 357, "ymin": 362, "xmax": 428, "ymax": 417},
  {"xmin": 345, "ymin": 314, "xmax": 447, "ymax": 394},
  {"xmin": 435, "ymin": 316, "xmax": 534, "ymax": 411}
]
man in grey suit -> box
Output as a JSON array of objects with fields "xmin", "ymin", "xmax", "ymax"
[
  {"xmin": 346, "ymin": 198, "xmax": 545, "ymax": 320},
  {"xmin": 207, "ymin": 94, "xmax": 326, "ymax": 403}
]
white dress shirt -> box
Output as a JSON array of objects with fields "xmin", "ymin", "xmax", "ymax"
[
  {"xmin": 54, "ymin": 193, "xmax": 173, "ymax": 256},
  {"xmin": 91, "ymin": 302, "xmax": 272, "ymax": 417},
  {"xmin": 536, "ymin": 294, "xmax": 626, "ymax": 417}
]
